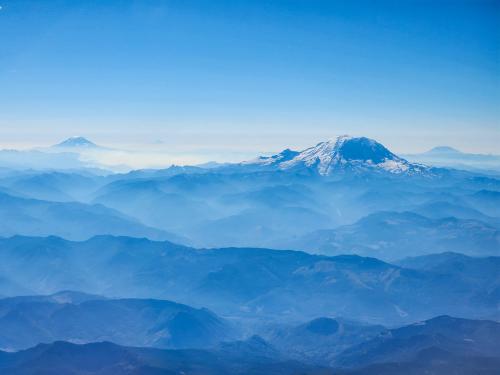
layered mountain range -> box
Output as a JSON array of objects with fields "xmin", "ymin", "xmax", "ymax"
[
  {"xmin": 1, "ymin": 136, "xmax": 498, "ymax": 251},
  {"xmin": 0, "ymin": 315, "xmax": 497, "ymax": 375},
  {"xmin": 0, "ymin": 235, "xmax": 497, "ymax": 324},
  {"xmin": 0, "ymin": 135, "xmax": 498, "ymax": 374}
]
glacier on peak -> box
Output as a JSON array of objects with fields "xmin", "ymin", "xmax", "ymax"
[{"xmin": 245, "ymin": 136, "xmax": 428, "ymax": 176}]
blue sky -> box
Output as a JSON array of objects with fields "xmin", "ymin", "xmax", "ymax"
[{"xmin": 0, "ymin": 0, "xmax": 498, "ymax": 156}]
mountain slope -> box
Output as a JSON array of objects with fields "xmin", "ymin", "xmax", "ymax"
[
  {"xmin": 0, "ymin": 318, "xmax": 498, "ymax": 375},
  {"xmin": 92, "ymin": 172, "xmax": 335, "ymax": 245},
  {"xmin": 262, "ymin": 317, "xmax": 384, "ymax": 365},
  {"xmin": 0, "ymin": 236, "xmax": 497, "ymax": 325},
  {"xmin": 0, "ymin": 192, "xmax": 180, "ymax": 241},
  {"xmin": 243, "ymin": 149, "xmax": 300, "ymax": 167},
  {"xmin": 410, "ymin": 200, "xmax": 500, "ymax": 226},
  {"xmin": 466, "ymin": 190, "xmax": 500, "ymax": 217},
  {"xmin": 0, "ymin": 292, "xmax": 233, "ymax": 351},
  {"xmin": 0, "ymin": 171, "xmax": 104, "ymax": 202},
  {"xmin": 335, "ymin": 316, "xmax": 500, "ymax": 368},
  {"xmin": 0, "ymin": 339, "xmax": 329, "ymax": 375},
  {"xmin": 341, "ymin": 349, "xmax": 500, "ymax": 375},
  {"xmin": 290, "ymin": 211, "xmax": 500, "ymax": 260}
]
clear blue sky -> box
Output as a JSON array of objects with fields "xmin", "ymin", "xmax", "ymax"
[{"xmin": 0, "ymin": 0, "xmax": 498, "ymax": 154}]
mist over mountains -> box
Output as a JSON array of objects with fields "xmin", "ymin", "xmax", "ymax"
[
  {"xmin": 404, "ymin": 146, "xmax": 500, "ymax": 173},
  {"xmin": 2, "ymin": 136, "xmax": 498, "ymax": 253},
  {"xmin": 3, "ymin": 135, "xmax": 499, "ymax": 173},
  {"xmin": 0, "ymin": 135, "xmax": 498, "ymax": 374},
  {"xmin": 3, "ymin": 0, "xmax": 498, "ymax": 370},
  {"xmin": 1, "ymin": 235, "xmax": 498, "ymax": 325}
]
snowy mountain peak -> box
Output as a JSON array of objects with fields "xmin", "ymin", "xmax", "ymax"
[
  {"xmin": 335, "ymin": 136, "xmax": 398, "ymax": 163},
  {"xmin": 247, "ymin": 136, "xmax": 428, "ymax": 176},
  {"xmin": 53, "ymin": 137, "xmax": 98, "ymax": 148}
]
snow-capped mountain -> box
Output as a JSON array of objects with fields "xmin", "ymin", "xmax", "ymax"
[
  {"xmin": 246, "ymin": 136, "xmax": 428, "ymax": 175},
  {"xmin": 52, "ymin": 137, "xmax": 99, "ymax": 149},
  {"xmin": 242, "ymin": 148, "xmax": 299, "ymax": 166}
]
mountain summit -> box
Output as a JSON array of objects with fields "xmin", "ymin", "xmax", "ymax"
[
  {"xmin": 53, "ymin": 137, "xmax": 98, "ymax": 149},
  {"xmin": 425, "ymin": 146, "xmax": 462, "ymax": 155},
  {"xmin": 247, "ymin": 136, "xmax": 428, "ymax": 176}
]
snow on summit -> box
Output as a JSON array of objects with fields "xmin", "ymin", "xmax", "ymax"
[{"xmin": 246, "ymin": 136, "xmax": 428, "ymax": 176}]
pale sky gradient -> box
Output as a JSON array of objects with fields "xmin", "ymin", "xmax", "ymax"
[{"xmin": 0, "ymin": 0, "xmax": 499, "ymax": 157}]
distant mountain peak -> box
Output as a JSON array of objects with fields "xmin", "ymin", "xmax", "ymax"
[
  {"xmin": 53, "ymin": 137, "xmax": 98, "ymax": 148},
  {"xmin": 425, "ymin": 146, "xmax": 462, "ymax": 154},
  {"xmin": 241, "ymin": 136, "xmax": 429, "ymax": 175},
  {"xmin": 276, "ymin": 136, "xmax": 427, "ymax": 175}
]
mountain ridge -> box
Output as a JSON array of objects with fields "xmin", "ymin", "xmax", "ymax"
[{"xmin": 0, "ymin": 235, "xmax": 497, "ymax": 324}]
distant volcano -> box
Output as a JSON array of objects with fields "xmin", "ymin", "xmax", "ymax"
[
  {"xmin": 246, "ymin": 136, "xmax": 428, "ymax": 176},
  {"xmin": 52, "ymin": 137, "xmax": 99, "ymax": 149}
]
